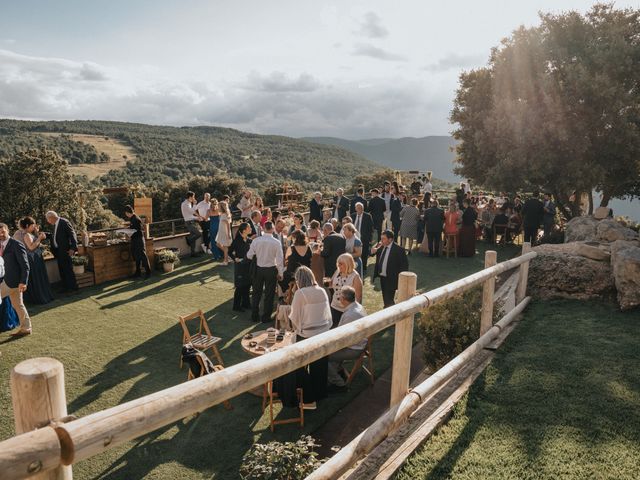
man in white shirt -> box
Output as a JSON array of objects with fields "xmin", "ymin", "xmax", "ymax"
[
  {"xmin": 246, "ymin": 221, "xmax": 284, "ymax": 323},
  {"xmin": 381, "ymin": 181, "xmax": 393, "ymax": 231},
  {"xmin": 196, "ymin": 193, "xmax": 212, "ymax": 254},
  {"xmin": 327, "ymin": 287, "xmax": 368, "ymax": 391},
  {"xmin": 422, "ymin": 177, "xmax": 433, "ymax": 205},
  {"xmin": 237, "ymin": 190, "xmax": 253, "ymax": 220},
  {"xmin": 181, "ymin": 191, "xmax": 202, "ymax": 257}
]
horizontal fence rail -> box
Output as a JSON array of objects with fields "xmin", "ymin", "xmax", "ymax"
[{"xmin": 0, "ymin": 247, "xmax": 536, "ymax": 480}]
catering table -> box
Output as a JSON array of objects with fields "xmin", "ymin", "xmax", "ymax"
[{"xmin": 240, "ymin": 329, "xmax": 295, "ymax": 396}]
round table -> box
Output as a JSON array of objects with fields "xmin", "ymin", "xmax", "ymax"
[{"xmin": 241, "ymin": 329, "xmax": 296, "ymax": 396}]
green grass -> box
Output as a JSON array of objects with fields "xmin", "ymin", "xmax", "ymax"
[
  {"xmin": 0, "ymin": 243, "xmax": 519, "ymax": 479},
  {"xmin": 396, "ymin": 299, "xmax": 640, "ymax": 480}
]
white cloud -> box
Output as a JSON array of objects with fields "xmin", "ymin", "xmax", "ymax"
[
  {"xmin": 424, "ymin": 53, "xmax": 487, "ymax": 72},
  {"xmin": 352, "ymin": 43, "xmax": 407, "ymax": 62},
  {"xmin": 0, "ymin": 48, "xmax": 452, "ymax": 137},
  {"xmin": 356, "ymin": 12, "xmax": 389, "ymax": 39}
]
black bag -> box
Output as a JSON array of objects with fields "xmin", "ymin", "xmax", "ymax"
[{"xmin": 181, "ymin": 343, "xmax": 215, "ymax": 378}]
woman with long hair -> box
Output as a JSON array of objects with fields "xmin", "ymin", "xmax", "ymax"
[
  {"xmin": 208, "ymin": 198, "xmax": 224, "ymax": 261},
  {"xmin": 215, "ymin": 201, "xmax": 232, "ymax": 265},
  {"xmin": 459, "ymin": 199, "xmax": 478, "ymax": 257},
  {"xmin": 228, "ymin": 222, "xmax": 252, "ymax": 312},
  {"xmin": 13, "ymin": 216, "xmax": 54, "ymax": 303},
  {"xmin": 341, "ymin": 223, "xmax": 363, "ymax": 277},
  {"xmin": 329, "ymin": 253, "xmax": 363, "ymax": 328},
  {"xmin": 124, "ymin": 206, "xmax": 151, "ymax": 279}
]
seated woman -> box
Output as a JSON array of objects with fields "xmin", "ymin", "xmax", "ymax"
[
  {"xmin": 287, "ymin": 266, "xmax": 332, "ymax": 408},
  {"xmin": 341, "ymin": 223, "xmax": 363, "ymax": 277},
  {"xmin": 13, "ymin": 216, "xmax": 54, "ymax": 304},
  {"xmin": 329, "ymin": 253, "xmax": 363, "ymax": 328},
  {"xmin": 282, "ymin": 229, "xmax": 312, "ymax": 293}
]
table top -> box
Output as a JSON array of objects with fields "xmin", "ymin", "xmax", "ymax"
[{"xmin": 240, "ymin": 329, "xmax": 296, "ymax": 356}]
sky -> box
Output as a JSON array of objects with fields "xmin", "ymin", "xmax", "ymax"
[{"xmin": 0, "ymin": 0, "xmax": 637, "ymax": 139}]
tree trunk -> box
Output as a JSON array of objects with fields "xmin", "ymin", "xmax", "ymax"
[
  {"xmin": 600, "ymin": 191, "xmax": 611, "ymax": 208},
  {"xmin": 587, "ymin": 190, "xmax": 594, "ymax": 215}
]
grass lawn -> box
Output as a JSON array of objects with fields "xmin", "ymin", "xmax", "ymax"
[
  {"xmin": 0, "ymin": 243, "xmax": 519, "ymax": 479},
  {"xmin": 396, "ymin": 299, "xmax": 640, "ymax": 480}
]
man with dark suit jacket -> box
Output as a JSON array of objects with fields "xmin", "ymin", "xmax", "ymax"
[
  {"xmin": 353, "ymin": 202, "xmax": 373, "ymax": 272},
  {"xmin": 350, "ymin": 186, "xmax": 368, "ymax": 216},
  {"xmin": 367, "ymin": 188, "xmax": 385, "ymax": 243},
  {"xmin": 0, "ymin": 223, "xmax": 31, "ymax": 335},
  {"xmin": 332, "ymin": 188, "xmax": 350, "ymax": 222},
  {"xmin": 372, "ymin": 230, "xmax": 409, "ymax": 308},
  {"xmin": 424, "ymin": 200, "xmax": 445, "ymax": 257},
  {"xmin": 321, "ymin": 223, "xmax": 346, "ymax": 277},
  {"xmin": 249, "ymin": 210, "xmax": 263, "ymax": 239},
  {"xmin": 45, "ymin": 211, "xmax": 78, "ymax": 292},
  {"xmin": 522, "ymin": 191, "xmax": 545, "ymax": 244},
  {"xmin": 309, "ymin": 191, "xmax": 324, "ymax": 223}
]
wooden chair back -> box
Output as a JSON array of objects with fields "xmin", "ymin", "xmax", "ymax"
[{"xmin": 178, "ymin": 310, "xmax": 224, "ymax": 368}]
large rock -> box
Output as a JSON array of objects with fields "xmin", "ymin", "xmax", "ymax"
[
  {"xmin": 611, "ymin": 240, "xmax": 640, "ymax": 311},
  {"xmin": 529, "ymin": 245, "xmax": 616, "ymax": 301},
  {"xmin": 596, "ymin": 218, "xmax": 639, "ymax": 243},
  {"xmin": 564, "ymin": 216, "xmax": 599, "ymax": 242},
  {"xmin": 534, "ymin": 242, "xmax": 610, "ymax": 262}
]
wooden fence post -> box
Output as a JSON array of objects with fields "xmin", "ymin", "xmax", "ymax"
[
  {"xmin": 516, "ymin": 242, "xmax": 532, "ymax": 303},
  {"xmin": 390, "ymin": 272, "xmax": 418, "ymax": 407},
  {"xmin": 480, "ymin": 250, "xmax": 497, "ymax": 336},
  {"xmin": 11, "ymin": 358, "xmax": 72, "ymax": 480}
]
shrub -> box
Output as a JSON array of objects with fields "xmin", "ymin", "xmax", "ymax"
[
  {"xmin": 417, "ymin": 286, "xmax": 503, "ymax": 373},
  {"xmin": 239, "ymin": 435, "xmax": 323, "ymax": 480},
  {"xmin": 71, "ymin": 255, "xmax": 89, "ymax": 266},
  {"xmin": 156, "ymin": 249, "xmax": 179, "ymax": 265}
]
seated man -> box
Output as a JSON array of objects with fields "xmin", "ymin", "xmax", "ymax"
[
  {"xmin": 327, "ymin": 286, "xmax": 368, "ymax": 392},
  {"xmin": 492, "ymin": 207, "xmax": 510, "ymax": 243}
]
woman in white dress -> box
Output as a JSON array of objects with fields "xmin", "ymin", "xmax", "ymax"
[
  {"xmin": 329, "ymin": 253, "xmax": 363, "ymax": 328},
  {"xmin": 215, "ymin": 201, "xmax": 232, "ymax": 265}
]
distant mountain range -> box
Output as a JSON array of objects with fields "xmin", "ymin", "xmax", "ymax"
[{"xmin": 302, "ymin": 136, "xmax": 461, "ymax": 183}]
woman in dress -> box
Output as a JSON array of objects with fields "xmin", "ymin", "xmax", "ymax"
[
  {"xmin": 307, "ymin": 220, "xmax": 323, "ymax": 243},
  {"xmin": 215, "ymin": 201, "xmax": 232, "ymax": 265},
  {"xmin": 341, "ymin": 223, "xmax": 363, "ymax": 277},
  {"xmin": 253, "ymin": 196, "xmax": 264, "ymax": 213},
  {"xmin": 228, "ymin": 222, "xmax": 252, "ymax": 312},
  {"xmin": 124, "ymin": 206, "xmax": 151, "ymax": 279},
  {"xmin": 282, "ymin": 229, "xmax": 312, "ymax": 293},
  {"xmin": 260, "ymin": 207, "xmax": 272, "ymax": 228},
  {"xmin": 288, "ymin": 213, "xmax": 307, "ymax": 236},
  {"xmin": 329, "ymin": 253, "xmax": 363, "ymax": 328},
  {"xmin": 399, "ymin": 198, "xmax": 420, "ymax": 253},
  {"xmin": 287, "ymin": 266, "xmax": 333, "ymax": 408},
  {"xmin": 13, "ymin": 217, "xmax": 54, "ymax": 304},
  {"xmin": 208, "ymin": 199, "xmax": 223, "ymax": 261},
  {"xmin": 459, "ymin": 199, "xmax": 478, "ymax": 257},
  {"xmin": 443, "ymin": 202, "xmax": 461, "ymax": 254}
]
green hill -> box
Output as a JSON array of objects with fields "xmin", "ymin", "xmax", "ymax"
[
  {"xmin": 0, "ymin": 120, "xmax": 382, "ymax": 191},
  {"xmin": 302, "ymin": 136, "xmax": 461, "ymax": 183}
]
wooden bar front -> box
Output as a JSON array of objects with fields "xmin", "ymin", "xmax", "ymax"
[{"xmin": 80, "ymin": 239, "xmax": 155, "ymax": 285}]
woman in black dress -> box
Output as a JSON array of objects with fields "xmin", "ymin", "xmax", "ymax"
[
  {"xmin": 124, "ymin": 206, "xmax": 151, "ymax": 278},
  {"xmin": 13, "ymin": 217, "xmax": 54, "ymax": 304},
  {"xmin": 459, "ymin": 199, "xmax": 478, "ymax": 257},
  {"xmin": 228, "ymin": 222, "xmax": 252, "ymax": 312},
  {"xmin": 282, "ymin": 229, "xmax": 312, "ymax": 293}
]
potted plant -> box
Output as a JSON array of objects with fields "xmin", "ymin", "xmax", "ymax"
[
  {"xmin": 72, "ymin": 255, "xmax": 89, "ymax": 275},
  {"xmin": 157, "ymin": 249, "xmax": 179, "ymax": 273}
]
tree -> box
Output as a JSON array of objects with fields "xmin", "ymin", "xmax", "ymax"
[{"xmin": 451, "ymin": 4, "xmax": 640, "ymax": 218}]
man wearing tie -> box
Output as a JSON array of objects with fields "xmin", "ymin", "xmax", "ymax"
[
  {"xmin": 372, "ymin": 230, "xmax": 409, "ymax": 308},
  {"xmin": 246, "ymin": 221, "xmax": 284, "ymax": 323},
  {"xmin": 353, "ymin": 202, "xmax": 373, "ymax": 273},
  {"xmin": 249, "ymin": 210, "xmax": 263, "ymax": 239},
  {"xmin": 332, "ymin": 188, "xmax": 350, "ymax": 222},
  {"xmin": 273, "ymin": 219, "xmax": 287, "ymax": 252},
  {"xmin": 45, "ymin": 211, "xmax": 78, "ymax": 292},
  {"xmin": 367, "ymin": 188, "xmax": 385, "ymax": 243},
  {"xmin": 0, "ymin": 223, "xmax": 32, "ymax": 335},
  {"xmin": 350, "ymin": 186, "xmax": 368, "ymax": 216}
]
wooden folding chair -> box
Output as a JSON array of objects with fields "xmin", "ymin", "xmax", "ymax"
[
  {"xmin": 187, "ymin": 357, "xmax": 232, "ymax": 411},
  {"xmin": 346, "ymin": 336, "xmax": 375, "ymax": 386},
  {"xmin": 262, "ymin": 381, "xmax": 304, "ymax": 432},
  {"xmin": 444, "ymin": 233, "xmax": 458, "ymax": 258},
  {"xmin": 179, "ymin": 310, "xmax": 224, "ymax": 368}
]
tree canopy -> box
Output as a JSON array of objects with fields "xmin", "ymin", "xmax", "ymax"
[{"xmin": 451, "ymin": 3, "xmax": 640, "ymax": 218}]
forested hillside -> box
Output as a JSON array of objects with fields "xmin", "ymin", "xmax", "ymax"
[{"xmin": 0, "ymin": 120, "xmax": 380, "ymax": 191}]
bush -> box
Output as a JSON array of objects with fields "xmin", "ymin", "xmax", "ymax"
[
  {"xmin": 239, "ymin": 436, "xmax": 323, "ymax": 480},
  {"xmin": 417, "ymin": 286, "xmax": 503, "ymax": 373},
  {"xmin": 71, "ymin": 255, "xmax": 89, "ymax": 266},
  {"xmin": 156, "ymin": 249, "xmax": 179, "ymax": 265}
]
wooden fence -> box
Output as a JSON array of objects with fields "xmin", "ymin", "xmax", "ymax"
[{"xmin": 0, "ymin": 244, "xmax": 536, "ymax": 480}]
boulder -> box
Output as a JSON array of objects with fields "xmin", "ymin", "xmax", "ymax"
[
  {"xmin": 529, "ymin": 245, "xmax": 616, "ymax": 301},
  {"xmin": 534, "ymin": 242, "xmax": 610, "ymax": 262},
  {"xmin": 564, "ymin": 216, "xmax": 599, "ymax": 243},
  {"xmin": 611, "ymin": 240, "xmax": 640, "ymax": 311},
  {"xmin": 596, "ymin": 218, "xmax": 639, "ymax": 243}
]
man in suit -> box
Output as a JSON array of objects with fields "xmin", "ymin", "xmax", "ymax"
[
  {"xmin": 542, "ymin": 193, "xmax": 556, "ymax": 237},
  {"xmin": 332, "ymin": 188, "xmax": 350, "ymax": 222},
  {"xmin": 522, "ymin": 191, "xmax": 545, "ymax": 244},
  {"xmin": 309, "ymin": 191, "xmax": 324, "ymax": 223},
  {"xmin": 380, "ymin": 181, "xmax": 393, "ymax": 231},
  {"xmin": 45, "ymin": 211, "xmax": 78, "ymax": 292},
  {"xmin": 273, "ymin": 219, "xmax": 287, "ymax": 252},
  {"xmin": 353, "ymin": 202, "xmax": 373, "ymax": 272},
  {"xmin": 424, "ymin": 200, "xmax": 445, "ymax": 257},
  {"xmin": 367, "ymin": 188, "xmax": 385, "ymax": 243},
  {"xmin": 350, "ymin": 186, "xmax": 368, "ymax": 216},
  {"xmin": 321, "ymin": 223, "xmax": 346, "ymax": 277},
  {"xmin": 372, "ymin": 230, "xmax": 409, "ymax": 308},
  {"xmin": 249, "ymin": 210, "xmax": 263, "ymax": 239},
  {"xmin": 0, "ymin": 223, "xmax": 31, "ymax": 335}
]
